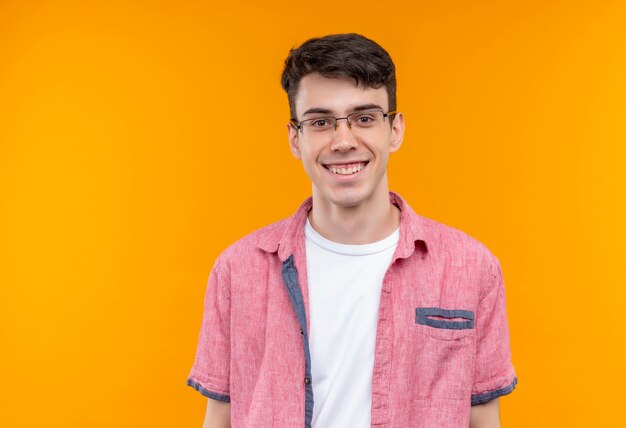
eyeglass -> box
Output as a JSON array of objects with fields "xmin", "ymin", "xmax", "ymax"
[{"xmin": 290, "ymin": 109, "xmax": 397, "ymax": 137}]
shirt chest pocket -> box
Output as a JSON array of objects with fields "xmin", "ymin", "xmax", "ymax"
[
  {"xmin": 415, "ymin": 307, "xmax": 475, "ymax": 340},
  {"xmin": 413, "ymin": 307, "xmax": 476, "ymax": 399}
]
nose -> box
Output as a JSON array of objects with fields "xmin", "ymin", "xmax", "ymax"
[{"xmin": 330, "ymin": 118, "xmax": 357, "ymax": 152}]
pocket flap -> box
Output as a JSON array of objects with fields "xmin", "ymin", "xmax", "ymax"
[{"xmin": 415, "ymin": 307, "xmax": 475, "ymax": 330}]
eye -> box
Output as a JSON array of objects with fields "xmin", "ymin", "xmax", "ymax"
[
  {"xmin": 310, "ymin": 118, "xmax": 333, "ymax": 129},
  {"xmin": 352, "ymin": 113, "xmax": 377, "ymax": 126},
  {"xmin": 311, "ymin": 118, "xmax": 330, "ymax": 128}
]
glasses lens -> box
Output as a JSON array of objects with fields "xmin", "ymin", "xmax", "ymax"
[
  {"xmin": 348, "ymin": 110, "xmax": 385, "ymax": 129},
  {"xmin": 301, "ymin": 117, "xmax": 335, "ymax": 135}
]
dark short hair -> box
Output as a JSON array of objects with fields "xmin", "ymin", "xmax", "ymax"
[{"xmin": 281, "ymin": 33, "xmax": 396, "ymax": 120}]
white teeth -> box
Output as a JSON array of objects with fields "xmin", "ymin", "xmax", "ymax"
[{"xmin": 328, "ymin": 163, "xmax": 364, "ymax": 175}]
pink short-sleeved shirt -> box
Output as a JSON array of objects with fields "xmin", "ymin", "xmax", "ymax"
[{"xmin": 187, "ymin": 192, "xmax": 518, "ymax": 427}]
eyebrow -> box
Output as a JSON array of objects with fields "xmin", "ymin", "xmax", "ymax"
[{"xmin": 302, "ymin": 103, "xmax": 384, "ymax": 117}]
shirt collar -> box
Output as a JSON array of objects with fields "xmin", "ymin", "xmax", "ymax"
[{"xmin": 257, "ymin": 192, "xmax": 431, "ymax": 261}]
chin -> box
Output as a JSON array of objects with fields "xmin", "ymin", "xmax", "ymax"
[{"xmin": 327, "ymin": 189, "xmax": 370, "ymax": 208}]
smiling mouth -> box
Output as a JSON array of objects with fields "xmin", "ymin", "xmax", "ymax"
[{"xmin": 324, "ymin": 161, "xmax": 368, "ymax": 175}]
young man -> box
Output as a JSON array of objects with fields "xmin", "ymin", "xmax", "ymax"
[{"xmin": 187, "ymin": 34, "xmax": 518, "ymax": 428}]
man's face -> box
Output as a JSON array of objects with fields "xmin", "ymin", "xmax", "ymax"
[{"xmin": 288, "ymin": 72, "xmax": 405, "ymax": 209}]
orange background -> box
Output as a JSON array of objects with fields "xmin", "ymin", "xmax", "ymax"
[{"xmin": 1, "ymin": 1, "xmax": 625, "ymax": 427}]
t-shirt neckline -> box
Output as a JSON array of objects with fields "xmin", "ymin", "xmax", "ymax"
[{"xmin": 304, "ymin": 218, "xmax": 400, "ymax": 256}]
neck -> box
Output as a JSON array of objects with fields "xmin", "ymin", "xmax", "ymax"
[{"xmin": 308, "ymin": 186, "xmax": 400, "ymax": 245}]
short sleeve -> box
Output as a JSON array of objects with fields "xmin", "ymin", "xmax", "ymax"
[
  {"xmin": 186, "ymin": 257, "xmax": 231, "ymax": 402},
  {"xmin": 471, "ymin": 255, "xmax": 518, "ymax": 405}
]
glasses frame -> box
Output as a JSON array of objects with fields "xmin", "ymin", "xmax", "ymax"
[{"xmin": 290, "ymin": 109, "xmax": 397, "ymax": 133}]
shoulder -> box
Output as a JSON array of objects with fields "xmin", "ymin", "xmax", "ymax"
[
  {"xmin": 423, "ymin": 214, "xmax": 497, "ymax": 258},
  {"xmin": 214, "ymin": 217, "xmax": 290, "ymax": 269},
  {"xmin": 416, "ymin": 212, "xmax": 501, "ymax": 285},
  {"xmin": 394, "ymin": 192, "xmax": 499, "ymax": 276}
]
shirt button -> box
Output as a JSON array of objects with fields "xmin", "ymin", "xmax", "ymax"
[
  {"xmin": 304, "ymin": 376, "xmax": 311, "ymax": 385},
  {"xmin": 300, "ymin": 328, "xmax": 304, "ymax": 335}
]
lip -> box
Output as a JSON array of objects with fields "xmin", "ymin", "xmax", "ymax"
[
  {"xmin": 322, "ymin": 160, "xmax": 369, "ymax": 180},
  {"xmin": 322, "ymin": 160, "xmax": 369, "ymax": 168}
]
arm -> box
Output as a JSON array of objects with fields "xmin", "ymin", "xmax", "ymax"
[
  {"xmin": 469, "ymin": 398, "xmax": 500, "ymax": 428},
  {"xmin": 188, "ymin": 258, "xmax": 232, "ymax": 427},
  {"xmin": 202, "ymin": 398, "xmax": 231, "ymax": 428},
  {"xmin": 471, "ymin": 255, "xmax": 517, "ymax": 420}
]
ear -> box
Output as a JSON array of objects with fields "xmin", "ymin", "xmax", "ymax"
[
  {"xmin": 287, "ymin": 122, "xmax": 302, "ymax": 160},
  {"xmin": 388, "ymin": 112, "xmax": 405, "ymax": 153}
]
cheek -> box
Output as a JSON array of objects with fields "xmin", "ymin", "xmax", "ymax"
[
  {"xmin": 298, "ymin": 148, "xmax": 316, "ymax": 171},
  {"xmin": 300, "ymin": 144, "xmax": 321, "ymax": 163}
]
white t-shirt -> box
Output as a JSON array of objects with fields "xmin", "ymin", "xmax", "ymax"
[{"xmin": 305, "ymin": 218, "xmax": 400, "ymax": 427}]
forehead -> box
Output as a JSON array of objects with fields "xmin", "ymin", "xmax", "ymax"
[{"xmin": 294, "ymin": 73, "xmax": 388, "ymax": 117}]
